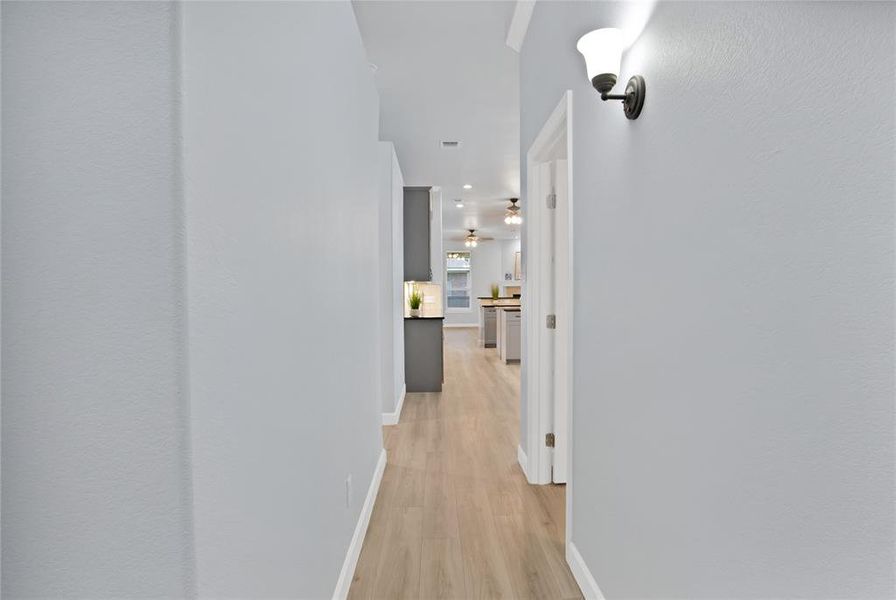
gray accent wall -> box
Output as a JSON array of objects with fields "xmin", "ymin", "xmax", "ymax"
[{"xmin": 521, "ymin": 1, "xmax": 895, "ymax": 597}]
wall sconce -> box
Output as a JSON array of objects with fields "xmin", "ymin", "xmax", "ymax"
[{"xmin": 576, "ymin": 28, "xmax": 645, "ymax": 120}]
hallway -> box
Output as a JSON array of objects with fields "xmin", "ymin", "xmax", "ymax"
[{"xmin": 349, "ymin": 328, "xmax": 582, "ymax": 599}]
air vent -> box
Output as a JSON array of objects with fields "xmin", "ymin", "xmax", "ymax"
[{"xmin": 440, "ymin": 140, "xmax": 461, "ymax": 149}]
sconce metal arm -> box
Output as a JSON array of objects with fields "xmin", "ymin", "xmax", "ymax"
[{"xmin": 596, "ymin": 75, "xmax": 645, "ymax": 120}]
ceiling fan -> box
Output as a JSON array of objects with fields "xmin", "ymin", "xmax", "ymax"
[{"xmin": 450, "ymin": 229, "xmax": 494, "ymax": 248}]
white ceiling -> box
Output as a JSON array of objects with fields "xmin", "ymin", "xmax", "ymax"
[{"xmin": 353, "ymin": 1, "xmax": 521, "ymax": 241}]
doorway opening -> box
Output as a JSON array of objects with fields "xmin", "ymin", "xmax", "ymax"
[{"xmin": 522, "ymin": 90, "xmax": 574, "ymax": 535}]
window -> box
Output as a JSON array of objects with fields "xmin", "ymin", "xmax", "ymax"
[{"xmin": 446, "ymin": 251, "xmax": 471, "ymax": 310}]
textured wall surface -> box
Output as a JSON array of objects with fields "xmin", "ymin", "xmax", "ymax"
[
  {"xmin": 391, "ymin": 146, "xmax": 407, "ymax": 411},
  {"xmin": 521, "ymin": 1, "xmax": 895, "ymax": 597},
  {"xmin": 500, "ymin": 239, "xmax": 521, "ymax": 284},
  {"xmin": 380, "ymin": 143, "xmax": 406, "ymax": 414},
  {"xmin": 378, "ymin": 143, "xmax": 397, "ymax": 413},
  {"xmin": 3, "ymin": 2, "xmax": 388, "ymax": 597},
  {"xmin": 1, "ymin": 2, "xmax": 194, "ymax": 597},
  {"xmin": 182, "ymin": 2, "xmax": 384, "ymax": 597}
]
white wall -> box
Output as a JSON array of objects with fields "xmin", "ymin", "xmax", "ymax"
[
  {"xmin": 376, "ymin": 144, "xmax": 394, "ymax": 415},
  {"xmin": 443, "ymin": 240, "xmax": 504, "ymax": 326},
  {"xmin": 182, "ymin": 2, "xmax": 383, "ymax": 597},
  {"xmin": 391, "ymin": 153, "xmax": 406, "ymax": 411},
  {"xmin": 380, "ymin": 142, "xmax": 406, "ymax": 415},
  {"xmin": 1, "ymin": 3, "xmax": 193, "ymax": 597},
  {"xmin": 499, "ymin": 239, "xmax": 522, "ymax": 287},
  {"xmin": 521, "ymin": 1, "xmax": 895, "ymax": 597},
  {"xmin": 3, "ymin": 2, "xmax": 390, "ymax": 597}
]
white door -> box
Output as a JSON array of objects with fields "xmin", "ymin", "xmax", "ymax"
[
  {"xmin": 525, "ymin": 92, "xmax": 573, "ymax": 487},
  {"xmin": 552, "ymin": 159, "xmax": 569, "ymax": 483},
  {"xmin": 536, "ymin": 161, "xmax": 556, "ymax": 482},
  {"xmin": 536, "ymin": 158, "xmax": 570, "ymax": 484}
]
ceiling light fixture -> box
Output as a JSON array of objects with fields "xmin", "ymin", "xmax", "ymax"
[
  {"xmin": 454, "ymin": 198, "xmax": 464, "ymax": 208},
  {"xmin": 576, "ymin": 28, "xmax": 645, "ymax": 120},
  {"xmin": 463, "ymin": 184, "xmax": 473, "ymax": 190},
  {"xmin": 464, "ymin": 229, "xmax": 479, "ymax": 248},
  {"xmin": 504, "ymin": 198, "xmax": 522, "ymax": 225}
]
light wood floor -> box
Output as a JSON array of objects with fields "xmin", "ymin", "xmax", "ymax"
[{"xmin": 348, "ymin": 328, "xmax": 582, "ymax": 600}]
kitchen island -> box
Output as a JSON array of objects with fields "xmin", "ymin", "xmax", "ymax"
[{"xmin": 478, "ymin": 296, "xmax": 521, "ymax": 348}]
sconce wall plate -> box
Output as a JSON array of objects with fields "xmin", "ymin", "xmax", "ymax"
[{"xmin": 621, "ymin": 75, "xmax": 645, "ymax": 120}]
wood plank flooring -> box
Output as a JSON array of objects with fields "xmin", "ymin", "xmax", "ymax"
[{"xmin": 349, "ymin": 328, "xmax": 582, "ymax": 600}]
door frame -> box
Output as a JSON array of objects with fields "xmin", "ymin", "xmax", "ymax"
[{"xmin": 523, "ymin": 89, "xmax": 575, "ymax": 536}]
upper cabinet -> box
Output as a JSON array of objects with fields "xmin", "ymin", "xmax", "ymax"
[{"xmin": 403, "ymin": 186, "xmax": 432, "ymax": 281}]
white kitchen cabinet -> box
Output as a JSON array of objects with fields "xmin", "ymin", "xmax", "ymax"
[{"xmin": 498, "ymin": 308, "xmax": 521, "ymax": 363}]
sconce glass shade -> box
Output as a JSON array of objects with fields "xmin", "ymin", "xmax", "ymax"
[{"xmin": 576, "ymin": 28, "xmax": 623, "ymax": 92}]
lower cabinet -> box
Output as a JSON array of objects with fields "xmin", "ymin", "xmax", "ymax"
[
  {"xmin": 499, "ymin": 309, "xmax": 521, "ymax": 363},
  {"xmin": 404, "ymin": 318, "xmax": 444, "ymax": 392},
  {"xmin": 482, "ymin": 306, "xmax": 497, "ymax": 347}
]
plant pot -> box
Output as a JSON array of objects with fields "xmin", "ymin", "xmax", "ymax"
[{"xmin": 410, "ymin": 308, "xmax": 420, "ymax": 317}]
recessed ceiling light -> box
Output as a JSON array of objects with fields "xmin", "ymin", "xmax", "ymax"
[
  {"xmin": 463, "ymin": 184, "xmax": 472, "ymax": 190},
  {"xmin": 454, "ymin": 199, "xmax": 464, "ymax": 208}
]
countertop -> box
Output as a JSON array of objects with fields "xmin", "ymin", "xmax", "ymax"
[
  {"xmin": 480, "ymin": 299, "xmax": 522, "ymax": 308},
  {"xmin": 404, "ymin": 305, "xmax": 444, "ymax": 320}
]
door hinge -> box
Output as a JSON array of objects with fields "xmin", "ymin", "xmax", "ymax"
[
  {"xmin": 546, "ymin": 192, "xmax": 557, "ymax": 209},
  {"xmin": 545, "ymin": 433, "xmax": 556, "ymax": 448},
  {"xmin": 546, "ymin": 314, "xmax": 556, "ymax": 329}
]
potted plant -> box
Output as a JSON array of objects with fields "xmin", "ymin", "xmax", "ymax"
[
  {"xmin": 408, "ymin": 289, "xmax": 423, "ymax": 317},
  {"xmin": 491, "ymin": 283, "xmax": 500, "ymax": 300}
]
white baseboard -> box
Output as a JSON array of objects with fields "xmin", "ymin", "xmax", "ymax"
[
  {"xmin": 333, "ymin": 448, "xmax": 388, "ymax": 600},
  {"xmin": 517, "ymin": 444, "xmax": 529, "ymax": 480},
  {"xmin": 566, "ymin": 541, "xmax": 606, "ymax": 600},
  {"xmin": 442, "ymin": 323, "xmax": 477, "ymax": 328},
  {"xmin": 382, "ymin": 384, "xmax": 406, "ymax": 425}
]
